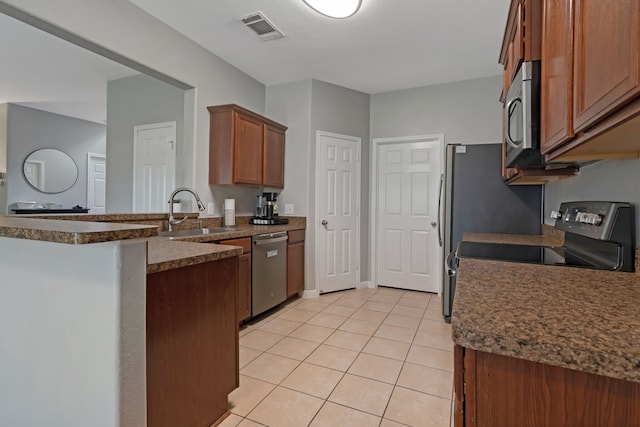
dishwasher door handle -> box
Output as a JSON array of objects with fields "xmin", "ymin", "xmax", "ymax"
[{"xmin": 253, "ymin": 235, "xmax": 288, "ymax": 246}]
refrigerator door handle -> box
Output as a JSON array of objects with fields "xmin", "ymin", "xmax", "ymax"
[
  {"xmin": 437, "ymin": 173, "xmax": 444, "ymax": 247},
  {"xmin": 446, "ymin": 250, "xmax": 458, "ymax": 276}
]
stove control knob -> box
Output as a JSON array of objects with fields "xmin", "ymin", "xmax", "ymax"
[
  {"xmin": 550, "ymin": 210, "xmax": 563, "ymax": 219},
  {"xmin": 575, "ymin": 212, "xmax": 587, "ymax": 223},
  {"xmin": 586, "ymin": 213, "xmax": 603, "ymax": 225}
]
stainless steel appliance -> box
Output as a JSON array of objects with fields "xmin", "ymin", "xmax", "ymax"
[
  {"xmin": 452, "ymin": 201, "xmax": 635, "ymax": 272},
  {"xmin": 442, "ymin": 144, "xmax": 542, "ymax": 322},
  {"xmin": 264, "ymin": 192, "xmax": 278, "ymax": 218},
  {"xmin": 251, "ymin": 192, "xmax": 288, "ymax": 225},
  {"xmin": 504, "ymin": 61, "xmax": 543, "ymax": 168},
  {"xmin": 256, "ymin": 194, "xmax": 266, "ymax": 218},
  {"xmin": 251, "ymin": 232, "xmax": 288, "ymax": 316}
]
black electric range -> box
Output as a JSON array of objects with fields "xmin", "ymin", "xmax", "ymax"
[
  {"xmin": 443, "ymin": 201, "xmax": 634, "ymax": 323},
  {"xmin": 455, "ymin": 201, "xmax": 635, "ymax": 272},
  {"xmin": 454, "ymin": 201, "xmax": 635, "ymax": 272}
]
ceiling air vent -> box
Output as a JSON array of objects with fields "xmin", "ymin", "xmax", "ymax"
[{"xmin": 238, "ymin": 11, "xmax": 285, "ymax": 41}]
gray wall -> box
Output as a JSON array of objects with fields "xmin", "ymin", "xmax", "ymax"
[
  {"xmin": 266, "ymin": 79, "xmax": 371, "ymax": 292},
  {"xmin": 266, "ymin": 80, "xmax": 313, "ymax": 216},
  {"xmin": 2, "ymin": 0, "xmax": 266, "ymax": 217},
  {"xmin": 369, "ymin": 75, "xmax": 502, "ymax": 287},
  {"xmin": 106, "ymin": 74, "xmax": 185, "ymax": 213},
  {"xmin": 0, "ymin": 104, "xmax": 7, "ymax": 214},
  {"xmin": 309, "ymin": 80, "xmax": 371, "ymax": 288},
  {"xmin": 6, "ymin": 104, "xmax": 106, "ymax": 210},
  {"xmin": 371, "ymin": 75, "xmax": 503, "ymax": 144},
  {"xmin": 545, "ymin": 158, "xmax": 640, "ymax": 244}
]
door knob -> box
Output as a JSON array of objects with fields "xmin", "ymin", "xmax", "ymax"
[
  {"xmin": 321, "ymin": 220, "xmax": 328, "ymax": 226},
  {"xmin": 430, "ymin": 221, "xmax": 437, "ymax": 227}
]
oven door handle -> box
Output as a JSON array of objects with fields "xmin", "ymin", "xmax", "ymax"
[{"xmin": 505, "ymin": 97, "xmax": 522, "ymax": 149}]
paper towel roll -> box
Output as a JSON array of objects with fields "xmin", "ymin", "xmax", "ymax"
[{"xmin": 224, "ymin": 198, "xmax": 235, "ymax": 226}]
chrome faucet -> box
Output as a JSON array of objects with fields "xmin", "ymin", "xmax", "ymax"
[{"xmin": 168, "ymin": 187, "xmax": 206, "ymax": 232}]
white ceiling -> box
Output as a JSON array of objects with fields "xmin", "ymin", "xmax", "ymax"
[
  {"xmin": 0, "ymin": 1, "xmax": 509, "ymax": 124},
  {"xmin": 128, "ymin": 0, "xmax": 510, "ymax": 94},
  {"xmin": 0, "ymin": 12, "xmax": 137, "ymax": 124}
]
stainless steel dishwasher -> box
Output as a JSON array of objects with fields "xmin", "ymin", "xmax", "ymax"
[{"xmin": 251, "ymin": 232, "xmax": 288, "ymax": 317}]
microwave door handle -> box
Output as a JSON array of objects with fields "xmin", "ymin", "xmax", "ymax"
[{"xmin": 505, "ymin": 97, "xmax": 522, "ymax": 149}]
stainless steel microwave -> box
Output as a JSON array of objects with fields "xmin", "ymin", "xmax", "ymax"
[{"xmin": 504, "ymin": 61, "xmax": 543, "ymax": 168}]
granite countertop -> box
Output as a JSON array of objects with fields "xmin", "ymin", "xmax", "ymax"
[
  {"xmin": 147, "ymin": 239, "xmax": 243, "ymax": 274},
  {"xmin": 13, "ymin": 212, "xmax": 198, "ymax": 222},
  {"xmin": 452, "ymin": 258, "xmax": 640, "ymax": 383},
  {"xmin": 0, "ymin": 213, "xmax": 305, "ymax": 271},
  {"xmin": 160, "ymin": 223, "xmax": 305, "ymax": 243},
  {"xmin": 146, "ymin": 223, "xmax": 306, "ymax": 273},
  {"xmin": 0, "ymin": 216, "xmax": 157, "ymax": 244}
]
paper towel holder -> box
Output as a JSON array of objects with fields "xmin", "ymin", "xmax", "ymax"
[{"xmin": 223, "ymin": 198, "xmax": 236, "ymax": 227}]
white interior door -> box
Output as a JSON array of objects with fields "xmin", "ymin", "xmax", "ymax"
[
  {"xmin": 87, "ymin": 153, "xmax": 106, "ymax": 214},
  {"xmin": 317, "ymin": 132, "xmax": 360, "ymax": 294},
  {"xmin": 376, "ymin": 139, "xmax": 442, "ymax": 292},
  {"xmin": 133, "ymin": 122, "xmax": 176, "ymax": 213}
]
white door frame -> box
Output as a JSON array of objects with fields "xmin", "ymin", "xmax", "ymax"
[
  {"xmin": 314, "ymin": 130, "xmax": 361, "ymax": 296},
  {"xmin": 132, "ymin": 121, "xmax": 177, "ymax": 212},
  {"xmin": 86, "ymin": 152, "xmax": 106, "ymax": 213},
  {"xmin": 24, "ymin": 160, "xmax": 45, "ymax": 190},
  {"xmin": 370, "ymin": 133, "xmax": 445, "ymax": 294}
]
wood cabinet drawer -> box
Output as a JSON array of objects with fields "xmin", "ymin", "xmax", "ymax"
[
  {"xmin": 218, "ymin": 237, "xmax": 251, "ymax": 254},
  {"xmin": 288, "ymin": 229, "xmax": 305, "ymax": 244}
]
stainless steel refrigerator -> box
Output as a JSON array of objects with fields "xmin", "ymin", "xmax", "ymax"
[{"xmin": 441, "ymin": 144, "xmax": 542, "ymax": 322}]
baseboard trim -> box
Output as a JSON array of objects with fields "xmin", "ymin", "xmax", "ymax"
[
  {"xmin": 358, "ymin": 281, "xmax": 375, "ymax": 289},
  {"xmin": 302, "ymin": 289, "xmax": 320, "ymax": 298}
]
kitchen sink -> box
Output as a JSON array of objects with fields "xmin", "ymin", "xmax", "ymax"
[
  {"xmin": 158, "ymin": 227, "xmax": 241, "ymax": 240},
  {"xmin": 158, "ymin": 228, "xmax": 223, "ymax": 239}
]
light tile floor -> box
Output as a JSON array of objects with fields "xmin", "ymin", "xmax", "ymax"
[{"xmin": 222, "ymin": 287, "xmax": 454, "ymax": 427}]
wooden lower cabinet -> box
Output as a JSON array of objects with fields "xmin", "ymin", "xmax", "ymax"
[
  {"xmin": 455, "ymin": 345, "xmax": 640, "ymax": 426},
  {"xmin": 146, "ymin": 257, "xmax": 238, "ymax": 427},
  {"xmin": 287, "ymin": 230, "xmax": 305, "ymax": 297},
  {"xmin": 236, "ymin": 253, "xmax": 251, "ymax": 321},
  {"xmin": 218, "ymin": 237, "xmax": 252, "ymax": 323}
]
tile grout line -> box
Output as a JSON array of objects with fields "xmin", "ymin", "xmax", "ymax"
[{"xmin": 234, "ymin": 287, "xmax": 451, "ymax": 427}]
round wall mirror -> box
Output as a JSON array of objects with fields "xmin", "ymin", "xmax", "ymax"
[{"xmin": 23, "ymin": 148, "xmax": 78, "ymax": 193}]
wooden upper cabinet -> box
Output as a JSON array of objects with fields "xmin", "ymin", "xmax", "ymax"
[
  {"xmin": 208, "ymin": 104, "xmax": 287, "ymax": 188},
  {"xmin": 573, "ymin": 0, "xmax": 640, "ymax": 132},
  {"xmin": 262, "ymin": 123, "xmax": 286, "ymax": 188},
  {"xmin": 511, "ymin": 3, "xmax": 524, "ymax": 80},
  {"xmin": 540, "ymin": 0, "xmax": 575, "ymax": 153},
  {"xmin": 234, "ymin": 112, "xmax": 263, "ymax": 185},
  {"xmin": 500, "ymin": 0, "xmax": 543, "ymax": 68},
  {"xmin": 500, "ymin": 1, "xmax": 541, "ymax": 101}
]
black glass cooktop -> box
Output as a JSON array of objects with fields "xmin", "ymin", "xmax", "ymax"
[{"xmin": 456, "ymin": 241, "xmax": 608, "ymax": 269}]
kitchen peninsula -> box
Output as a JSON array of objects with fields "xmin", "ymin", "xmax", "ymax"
[
  {"xmin": 0, "ymin": 216, "xmax": 247, "ymax": 427},
  {"xmin": 451, "ymin": 237, "xmax": 640, "ymax": 426}
]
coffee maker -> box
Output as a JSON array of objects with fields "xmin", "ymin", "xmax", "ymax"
[{"xmin": 251, "ymin": 192, "xmax": 289, "ymax": 225}]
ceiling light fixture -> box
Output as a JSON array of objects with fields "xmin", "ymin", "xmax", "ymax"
[{"xmin": 302, "ymin": 0, "xmax": 362, "ymax": 18}]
